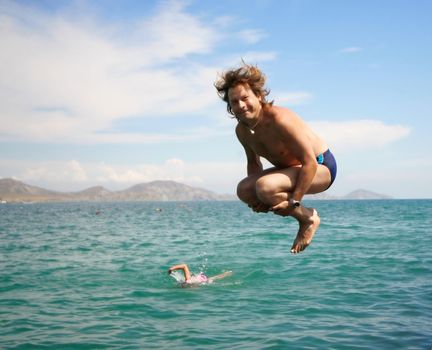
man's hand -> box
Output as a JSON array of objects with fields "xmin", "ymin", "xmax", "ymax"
[
  {"xmin": 270, "ymin": 200, "xmax": 297, "ymax": 216},
  {"xmin": 248, "ymin": 202, "xmax": 270, "ymax": 213}
]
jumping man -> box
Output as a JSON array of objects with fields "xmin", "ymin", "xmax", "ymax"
[{"xmin": 215, "ymin": 63, "xmax": 337, "ymax": 253}]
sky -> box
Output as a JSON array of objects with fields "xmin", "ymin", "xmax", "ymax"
[{"xmin": 1, "ymin": 0, "xmax": 431, "ymax": 199}]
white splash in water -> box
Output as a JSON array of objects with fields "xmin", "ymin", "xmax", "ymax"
[
  {"xmin": 169, "ymin": 270, "xmax": 185, "ymax": 283},
  {"xmin": 199, "ymin": 253, "xmax": 208, "ymax": 275}
]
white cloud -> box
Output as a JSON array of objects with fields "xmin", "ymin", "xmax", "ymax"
[
  {"xmin": 275, "ymin": 91, "xmax": 313, "ymax": 106},
  {"xmin": 93, "ymin": 158, "xmax": 242, "ymax": 191},
  {"xmin": 1, "ymin": 158, "xmax": 243, "ymax": 193},
  {"xmin": 94, "ymin": 158, "xmax": 190, "ymax": 185},
  {"xmin": 340, "ymin": 46, "xmax": 363, "ymax": 53},
  {"xmin": 3, "ymin": 146, "xmax": 430, "ymax": 198},
  {"xmin": 20, "ymin": 159, "xmax": 88, "ymax": 184},
  {"xmin": 95, "ymin": 162, "xmax": 163, "ymax": 184},
  {"xmin": 241, "ymin": 51, "xmax": 277, "ymax": 63},
  {"xmin": 237, "ymin": 29, "xmax": 267, "ymax": 44},
  {"xmin": 309, "ymin": 119, "xmax": 411, "ymax": 154},
  {"xmin": 66, "ymin": 160, "xmax": 88, "ymax": 181},
  {"xmin": 333, "ymin": 155, "xmax": 432, "ymax": 198},
  {"xmin": 0, "ymin": 1, "xmax": 222, "ymax": 143},
  {"xmin": 128, "ymin": 1, "xmax": 218, "ymax": 61}
]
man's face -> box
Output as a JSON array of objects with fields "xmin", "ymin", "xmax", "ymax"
[{"xmin": 227, "ymin": 84, "xmax": 262, "ymax": 123}]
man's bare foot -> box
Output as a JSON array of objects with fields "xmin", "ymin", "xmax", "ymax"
[{"xmin": 290, "ymin": 209, "xmax": 320, "ymax": 254}]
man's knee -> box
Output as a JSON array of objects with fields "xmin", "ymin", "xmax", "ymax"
[
  {"xmin": 237, "ymin": 177, "xmax": 256, "ymax": 203},
  {"xmin": 255, "ymin": 176, "xmax": 278, "ymax": 200}
]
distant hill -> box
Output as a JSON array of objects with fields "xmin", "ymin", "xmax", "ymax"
[
  {"xmin": 342, "ymin": 189, "xmax": 392, "ymax": 200},
  {"xmin": 306, "ymin": 189, "xmax": 392, "ymax": 200},
  {"xmin": 73, "ymin": 186, "xmax": 113, "ymax": 200},
  {"xmin": 0, "ymin": 178, "xmax": 67, "ymax": 201},
  {"xmin": 303, "ymin": 189, "xmax": 392, "ymax": 200},
  {"xmin": 0, "ymin": 178, "xmax": 235, "ymax": 202},
  {"xmin": 110, "ymin": 180, "xmax": 233, "ymax": 201},
  {"xmin": 0, "ymin": 178, "xmax": 393, "ymax": 203}
]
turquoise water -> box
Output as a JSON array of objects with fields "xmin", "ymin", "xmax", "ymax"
[{"xmin": 1, "ymin": 200, "xmax": 431, "ymax": 349}]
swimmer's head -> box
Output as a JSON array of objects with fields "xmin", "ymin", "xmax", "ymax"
[{"xmin": 169, "ymin": 270, "xmax": 186, "ymax": 283}]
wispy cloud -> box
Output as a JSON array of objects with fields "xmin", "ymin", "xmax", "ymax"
[
  {"xmin": 340, "ymin": 156, "xmax": 432, "ymax": 198},
  {"xmin": 310, "ymin": 119, "xmax": 411, "ymax": 153},
  {"xmin": 0, "ymin": 1, "xmax": 223, "ymax": 143},
  {"xmin": 237, "ymin": 29, "xmax": 267, "ymax": 44},
  {"xmin": 20, "ymin": 160, "xmax": 88, "ymax": 184},
  {"xmin": 339, "ymin": 46, "xmax": 363, "ymax": 54},
  {"xmin": 237, "ymin": 51, "xmax": 277, "ymax": 64},
  {"xmin": 2, "ymin": 158, "xmax": 243, "ymax": 193},
  {"xmin": 275, "ymin": 91, "xmax": 313, "ymax": 106},
  {"xmin": 1, "ymin": 118, "xmax": 412, "ymax": 192}
]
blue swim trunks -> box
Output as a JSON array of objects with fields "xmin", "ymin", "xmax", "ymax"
[{"xmin": 316, "ymin": 149, "xmax": 337, "ymax": 189}]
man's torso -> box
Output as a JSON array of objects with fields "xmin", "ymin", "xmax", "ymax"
[{"xmin": 238, "ymin": 106, "xmax": 328, "ymax": 168}]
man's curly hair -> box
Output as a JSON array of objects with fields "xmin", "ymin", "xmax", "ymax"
[{"xmin": 214, "ymin": 62, "xmax": 273, "ymax": 115}]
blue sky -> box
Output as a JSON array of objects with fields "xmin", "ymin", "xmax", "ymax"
[{"xmin": 1, "ymin": 0, "xmax": 431, "ymax": 198}]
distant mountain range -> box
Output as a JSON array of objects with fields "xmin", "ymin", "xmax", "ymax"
[
  {"xmin": 306, "ymin": 189, "xmax": 393, "ymax": 200},
  {"xmin": 341, "ymin": 189, "xmax": 393, "ymax": 200},
  {"xmin": 0, "ymin": 178, "xmax": 235, "ymax": 202},
  {"xmin": 0, "ymin": 178, "xmax": 392, "ymax": 203}
]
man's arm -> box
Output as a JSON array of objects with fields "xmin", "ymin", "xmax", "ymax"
[
  {"xmin": 292, "ymin": 150, "xmax": 317, "ymax": 202},
  {"xmin": 246, "ymin": 150, "xmax": 263, "ymax": 176},
  {"xmin": 236, "ymin": 125, "xmax": 263, "ymax": 176},
  {"xmin": 276, "ymin": 112, "xmax": 318, "ymax": 202}
]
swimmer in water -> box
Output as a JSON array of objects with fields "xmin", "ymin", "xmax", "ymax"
[{"xmin": 168, "ymin": 264, "xmax": 232, "ymax": 286}]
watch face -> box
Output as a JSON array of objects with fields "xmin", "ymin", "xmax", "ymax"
[
  {"xmin": 290, "ymin": 199, "xmax": 300, "ymax": 207},
  {"xmin": 292, "ymin": 200, "xmax": 300, "ymax": 207}
]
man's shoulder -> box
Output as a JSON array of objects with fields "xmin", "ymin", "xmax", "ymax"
[
  {"xmin": 265, "ymin": 105, "xmax": 296, "ymax": 121},
  {"xmin": 235, "ymin": 122, "xmax": 248, "ymax": 138}
]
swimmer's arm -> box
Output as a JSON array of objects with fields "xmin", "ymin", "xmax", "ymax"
[
  {"xmin": 168, "ymin": 264, "xmax": 191, "ymax": 281},
  {"xmin": 209, "ymin": 271, "xmax": 233, "ymax": 282}
]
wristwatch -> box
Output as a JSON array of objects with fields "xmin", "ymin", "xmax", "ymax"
[{"xmin": 290, "ymin": 199, "xmax": 301, "ymax": 208}]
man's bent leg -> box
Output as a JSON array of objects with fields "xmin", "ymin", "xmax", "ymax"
[
  {"xmin": 254, "ymin": 168, "xmax": 297, "ymax": 209},
  {"xmin": 289, "ymin": 206, "xmax": 320, "ymax": 253},
  {"xmin": 237, "ymin": 173, "xmax": 272, "ymax": 213},
  {"xmin": 254, "ymin": 168, "xmax": 321, "ymax": 253},
  {"xmin": 254, "ymin": 164, "xmax": 332, "ymax": 205}
]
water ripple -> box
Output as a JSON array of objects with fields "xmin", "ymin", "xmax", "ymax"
[{"xmin": 0, "ymin": 200, "xmax": 431, "ymax": 349}]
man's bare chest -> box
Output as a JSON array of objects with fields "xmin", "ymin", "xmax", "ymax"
[{"xmin": 249, "ymin": 135, "xmax": 298, "ymax": 166}]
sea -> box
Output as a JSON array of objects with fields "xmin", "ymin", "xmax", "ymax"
[{"xmin": 1, "ymin": 200, "xmax": 431, "ymax": 349}]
